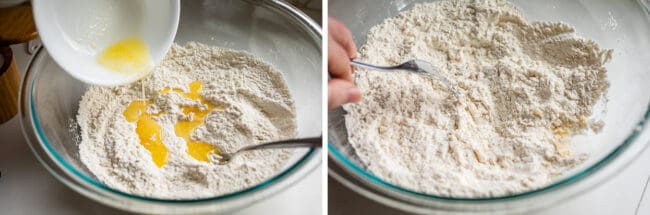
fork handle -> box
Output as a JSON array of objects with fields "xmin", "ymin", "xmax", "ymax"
[
  {"xmin": 350, "ymin": 60, "xmax": 396, "ymax": 71},
  {"xmin": 239, "ymin": 136, "xmax": 322, "ymax": 152}
]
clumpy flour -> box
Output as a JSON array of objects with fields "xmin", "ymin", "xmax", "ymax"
[
  {"xmin": 345, "ymin": 0, "xmax": 612, "ymax": 197},
  {"xmin": 77, "ymin": 42, "xmax": 296, "ymax": 199}
]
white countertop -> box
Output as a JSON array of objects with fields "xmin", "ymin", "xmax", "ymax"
[{"xmin": 0, "ymin": 43, "xmax": 322, "ymax": 215}]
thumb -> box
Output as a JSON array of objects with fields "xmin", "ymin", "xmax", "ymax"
[{"xmin": 328, "ymin": 79, "xmax": 362, "ymax": 110}]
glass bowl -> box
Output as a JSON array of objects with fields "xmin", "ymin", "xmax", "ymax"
[
  {"xmin": 329, "ymin": 0, "xmax": 650, "ymax": 213},
  {"xmin": 19, "ymin": 0, "xmax": 321, "ymax": 214}
]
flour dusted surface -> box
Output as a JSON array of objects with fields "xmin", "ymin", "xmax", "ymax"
[
  {"xmin": 345, "ymin": 0, "xmax": 611, "ymax": 197},
  {"xmin": 77, "ymin": 43, "xmax": 296, "ymax": 199}
]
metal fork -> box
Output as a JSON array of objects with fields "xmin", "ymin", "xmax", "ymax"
[
  {"xmin": 215, "ymin": 136, "xmax": 322, "ymax": 165},
  {"xmin": 350, "ymin": 59, "xmax": 459, "ymax": 98}
]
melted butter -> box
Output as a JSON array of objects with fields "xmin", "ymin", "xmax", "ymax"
[
  {"xmin": 162, "ymin": 81, "xmax": 224, "ymax": 162},
  {"xmin": 124, "ymin": 81, "xmax": 223, "ymax": 166},
  {"xmin": 159, "ymin": 87, "xmax": 171, "ymax": 94},
  {"xmin": 553, "ymin": 126, "xmax": 571, "ymax": 137},
  {"xmin": 97, "ymin": 37, "xmax": 153, "ymax": 75},
  {"xmin": 123, "ymin": 100, "xmax": 168, "ymax": 167},
  {"xmin": 552, "ymin": 126, "xmax": 571, "ymax": 156}
]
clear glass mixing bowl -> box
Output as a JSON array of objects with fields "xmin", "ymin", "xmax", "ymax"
[
  {"xmin": 329, "ymin": 0, "xmax": 650, "ymax": 213},
  {"xmin": 19, "ymin": 0, "xmax": 321, "ymax": 214}
]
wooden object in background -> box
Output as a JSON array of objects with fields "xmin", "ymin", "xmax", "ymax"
[
  {"xmin": 0, "ymin": 4, "xmax": 37, "ymax": 123},
  {"xmin": 0, "ymin": 5, "xmax": 38, "ymax": 45},
  {"xmin": 0, "ymin": 46, "xmax": 19, "ymax": 123}
]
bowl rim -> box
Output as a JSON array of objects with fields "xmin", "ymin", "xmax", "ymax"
[
  {"xmin": 20, "ymin": 0, "xmax": 323, "ymax": 204},
  {"xmin": 329, "ymin": 102, "xmax": 650, "ymax": 202}
]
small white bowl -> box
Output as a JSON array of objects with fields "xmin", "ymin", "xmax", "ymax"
[{"xmin": 32, "ymin": 0, "xmax": 179, "ymax": 86}]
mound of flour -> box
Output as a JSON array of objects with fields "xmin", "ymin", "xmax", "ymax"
[
  {"xmin": 77, "ymin": 42, "xmax": 296, "ymax": 199},
  {"xmin": 345, "ymin": 0, "xmax": 611, "ymax": 197}
]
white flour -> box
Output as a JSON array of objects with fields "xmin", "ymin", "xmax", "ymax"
[
  {"xmin": 77, "ymin": 42, "xmax": 296, "ymax": 199},
  {"xmin": 345, "ymin": 0, "xmax": 611, "ymax": 197}
]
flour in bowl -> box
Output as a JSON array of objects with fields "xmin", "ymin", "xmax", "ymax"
[
  {"xmin": 77, "ymin": 42, "xmax": 296, "ymax": 199},
  {"xmin": 345, "ymin": 0, "xmax": 611, "ymax": 197}
]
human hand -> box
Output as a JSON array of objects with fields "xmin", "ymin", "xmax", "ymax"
[{"xmin": 328, "ymin": 17, "xmax": 361, "ymax": 110}]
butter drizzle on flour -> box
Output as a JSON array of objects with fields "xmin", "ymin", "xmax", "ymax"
[{"xmin": 77, "ymin": 42, "xmax": 297, "ymax": 199}]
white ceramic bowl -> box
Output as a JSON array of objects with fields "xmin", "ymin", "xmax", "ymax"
[{"xmin": 32, "ymin": 0, "xmax": 179, "ymax": 86}]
